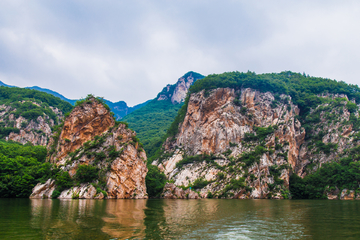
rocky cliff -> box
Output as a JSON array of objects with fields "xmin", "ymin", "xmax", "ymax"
[
  {"xmin": 0, "ymin": 101, "xmax": 64, "ymax": 146},
  {"xmin": 157, "ymin": 71, "xmax": 204, "ymax": 104},
  {"xmin": 154, "ymin": 87, "xmax": 360, "ymax": 199},
  {"xmin": 31, "ymin": 97, "xmax": 148, "ymax": 199}
]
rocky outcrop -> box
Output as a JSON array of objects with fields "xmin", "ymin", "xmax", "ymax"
[
  {"xmin": 31, "ymin": 98, "xmax": 148, "ymax": 199},
  {"xmin": 155, "ymin": 86, "xmax": 360, "ymax": 200},
  {"xmin": 30, "ymin": 180, "xmax": 104, "ymax": 199},
  {"xmin": 156, "ymin": 88, "xmax": 304, "ymax": 199},
  {"xmin": 325, "ymin": 187, "xmax": 341, "ymax": 200},
  {"xmin": 30, "ymin": 179, "xmax": 56, "ymax": 199},
  {"xmin": 49, "ymin": 99, "xmax": 115, "ymax": 163},
  {"xmin": 296, "ymin": 96, "xmax": 359, "ymax": 177},
  {"xmin": 0, "ymin": 102, "xmax": 63, "ymax": 146},
  {"xmin": 157, "ymin": 72, "xmax": 204, "ymax": 104},
  {"xmin": 340, "ymin": 189, "xmax": 355, "ymax": 200},
  {"xmin": 171, "ymin": 75, "xmax": 195, "ymax": 104}
]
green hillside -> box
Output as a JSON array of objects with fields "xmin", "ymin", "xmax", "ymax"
[
  {"xmin": 0, "ymin": 86, "xmax": 73, "ymax": 114},
  {"xmin": 0, "ymin": 140, "xmax": 54, "ymax": 197},
  {"xmin": 154, "ymin": 71, "xmax": 360, "ymax": 199},
  {"xmin": 122, "ymin": 100, "xmax": 182, "ymax": 157}
]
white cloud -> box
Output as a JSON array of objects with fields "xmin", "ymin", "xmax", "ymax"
[{"xmin": 0, "ymin": 0, "xmax": 359, "ymax": 106}]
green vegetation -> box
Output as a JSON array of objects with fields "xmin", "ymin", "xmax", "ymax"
[
  {"xmin": 74, "ymin": 94, "xmax": 112, "ymax": 113},
  {"xmin": 0, "ymin": 127, "xmax": 20, "ymax": 139},
  {"xmin": 188, "ymin": 71, "xmax": 360, "ymax": 117},
  {"xmin": 243, "ymin": 126, "xmax": 275, "ymax": 143},
  {"xmin": 0, "ymin": 140, "xmax": 54, "ymax": 198},
  {"xmin": 0, "ymin": 86, "xmax": 73, "ymax": 114},
  {"xmin": 122, "ymin": 99, "xmax": 182, "ymax": 157},
  {"xmin": 239, "ymin": 145, "xmax": 268, "ymax": 167},
  {"xmin": 122, "ymin": 71, "xmax": 204, "ymax": 158},
  {"xmin": 175, "ymin": 153, "xmax": 223, "ymax": 169},
  {"xmin": 290, "ymin": 146, "xmax": 360, "ymax": 199},
  {"xmin": 145, "ymin": 165, "xmax": 167, "ymax": 198},
  {"xmin": 192, "ymin": 178, "xmax": 210, "ymax": 189},
  {"xmin": 75, "ymin": 165, "xmax": 99, "ymax": 183}
]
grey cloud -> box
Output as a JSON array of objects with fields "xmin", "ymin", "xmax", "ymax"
[{"xmin": 0, "ymin": 0, "xmax": 359, "ymax": 106}]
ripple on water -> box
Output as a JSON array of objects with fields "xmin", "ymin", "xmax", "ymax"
[{"xmin": 1, "ymin": 199, "xmax": 360, "ymax": 239}]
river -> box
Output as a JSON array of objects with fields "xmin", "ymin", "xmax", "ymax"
[{"xmin": 0, "ymin": 199, "xmax": 359, "ymax": 239}]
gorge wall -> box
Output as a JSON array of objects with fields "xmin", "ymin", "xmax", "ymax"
[
  {"xmin": 31, "ymin": 98, "xmax": 148, "ymax": 199},
  {"xmin": 154, "ymin": 88, "xmax": 360, "ymax": 199}
]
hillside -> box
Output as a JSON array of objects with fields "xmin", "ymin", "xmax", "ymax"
[
  {"xmin": 1, "ymin": 81, "xmax": 149, "ymax": 120},
  {"xmin": 0, "ymin": 86, "xmax": 73, "ymax": 145},
  {"xmin": 0, "ymin": 140, "xmax": 52, "ymax": 198},
  {"xmin": 31, "ymin": 96, "xmax": 148, "ymax": 199},
  {"xmin": 150, "ymin": 71, "xmax": 360, "ymax": 199},
  {"xmin": 122, "ymin": 71, "xmax": 204, "ymax": 157}
]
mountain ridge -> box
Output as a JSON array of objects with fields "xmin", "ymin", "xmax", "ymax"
[
  {"xmin": 149, "ymin": 71, "xmax": 360, "ymax": 200},
  {"xmin": 0, "ymin": 81, "xmax": 149, "ymax": 120}
]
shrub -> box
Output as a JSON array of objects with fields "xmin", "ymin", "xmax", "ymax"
[
  {"xmin": 240, "ymin": 107, "xmax": 247, "ymax": 115},
  {"xmin": 217, "ymin": 172, "xmax": 225, "ymax": 180},
  {"xmin": 51, "ymin": 190, "xmax": 61, "ymax": 199},
  {"xmin": 145, "ymin": 165, "xmax": 166, "ymax": 198},
  {"xmin": 55, "ymin": 171, "xmax": 73, "ymax": 192},
  {"xmin": 192, "ymin": 178, "xmax": 209, "ymax": 189},
  {"xmin": 75, "ymin": 165, "xmax": 99, "ymax": 183}
]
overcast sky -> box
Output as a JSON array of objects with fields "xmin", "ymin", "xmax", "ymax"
[{"xmin": 0, "ymin": 0, "xmax": 359, "ymax": 106}]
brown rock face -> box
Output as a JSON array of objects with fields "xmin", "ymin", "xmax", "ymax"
[
  {"xmin": 32, "ymin": 98, "xmax": 148, "ymax": 199},
  {"xmin": 158, "ymin": 88, "xmax": 305, "ymax": 199},
  {"xmin": 105, "ymin": 125, "xmax": 148, "ymax": 199},
  {"xmin": 50, "ymin": 98, "xmax": 115, "ymax": 163},
  {"xmin": 158, "ymin": 87, "xmax": 360, "ymax": 199}
]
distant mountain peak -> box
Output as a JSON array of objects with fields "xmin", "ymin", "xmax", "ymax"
[
  {"xmin": 0, "ymin": 80, "xmax": 15, "ymax": 88},
  {"xmin": 157, "ymin": 71, "xmax": 205, "ymax": 104}
]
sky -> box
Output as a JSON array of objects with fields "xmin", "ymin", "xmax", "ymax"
[{"xmin": 0, "ymin": 0, "xmax": 359, "ymax": 106}]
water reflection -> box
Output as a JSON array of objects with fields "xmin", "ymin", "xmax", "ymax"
[
  {"xmin": 0, "ymin": 199, "xmax": 359, "ymax": 239},
  {"xmin": 30, "ymin": 199, "xmax": 110, "ymax": 239},
  {"xmin": 102, "ymin": 200, "xmax": 147, "ymax": 239}
]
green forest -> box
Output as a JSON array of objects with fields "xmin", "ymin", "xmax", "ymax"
[
  {"xmin": 122, "ymin": 99, "xmax": 182, "ymax": 157},
  {"xmin": 0, "ymin": 140, "xmax": 53, "ymax": 197},
  {"xmin": 0, "ymin": 86, "xmax": 73, "ymax": 114}
]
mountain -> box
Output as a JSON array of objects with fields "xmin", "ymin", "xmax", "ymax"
[
  {"xmin": 0, "ymin": 81, "xmax": 15, "ymax": 88},
  {"xmin": 0, "ymin": 81, "xmax": 149, "ymax": 120},
  {"xmin": 26, "ymin": 86, "xmax": 77, "ymax": 105},
  {"xmin": 156, "ymin": 71, "xmax": 205, "ymax": 103},
  {"xmin": 26, "ymin": 86, "xmax": 149, "ymax": 119},
  {"xmin": 122, "ymin": 71, "xmax": 205, "ymax": 157},
  {"xmin": 0, "ymin": 86, "xmax": 73, "ymax": 146},
  {"xmin": 105, "ymin": 99, "xmax": 151, "ymax": 120},
  {"xmin": 30, "ymin": 96, "xmax": 148, "ymax": 199},
  {"xmin": 149, "ymin": 71, "xmax": 360, "ymax": 200}
]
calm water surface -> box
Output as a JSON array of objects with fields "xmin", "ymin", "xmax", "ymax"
[{"xmin": 0, "ymin": 199, "xmax": 360, "ymax": 239}]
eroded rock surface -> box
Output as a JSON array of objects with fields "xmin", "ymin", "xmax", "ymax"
[
  {"xmin": 155, "ymin": 87, "xmax": 360, "ymax": 200},
  {"xmin": 0, "ymin": 102, "xmax": 64, "ymax": 146},
  {"xmin": 49, "ymin": 99, "xmax": 115, "ymax": 162},
  {"xmin": 157, "ymin": 72, "xmax": 203, "ymax": 104},
  {"xmin": 31, "ymin": 98, "xmax": 148, "ymax": 199}
]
